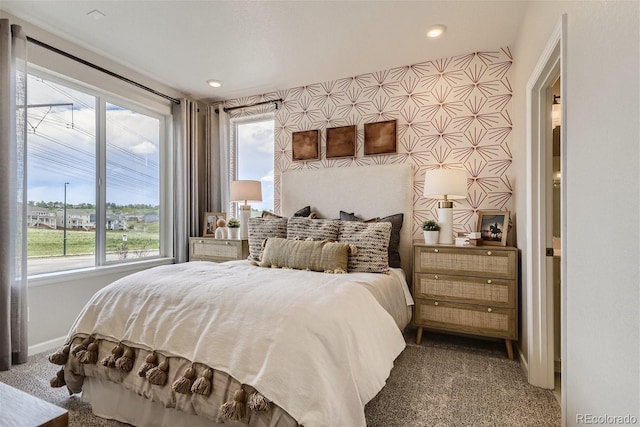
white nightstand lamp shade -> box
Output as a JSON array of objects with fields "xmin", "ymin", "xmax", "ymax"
[
  {"xmin": 230, "ymin": 180, "xmax": 262, "ymax": 240},
  {"xmin": 423, "ymin": 169, "xmax": 467, "ymax": 244}
]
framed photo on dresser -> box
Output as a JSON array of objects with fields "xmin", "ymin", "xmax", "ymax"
[
  {"xmin": 203, "ymin": 212, "xmax": 226, "ymax": 237},
  {"xmin": 476, "ymin": 210, "xmax": 509, "ymax": 246}
]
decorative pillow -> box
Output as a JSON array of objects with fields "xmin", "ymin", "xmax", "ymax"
[
  {"xmin": 287, "ymin": 217, "xmax": 340, "ymax": 241},
  {"xmin": 259, "ymin": 237, "xmax": 351, "ymax": 273},
  {"xmin": 261, "ymin": 206, "xmax": 318, "ymax": 219},
  {"xmin": 247, "ymin": 217, "xmax": 288, "ymax": 261},
  {"xmin": 339, "ymin": 211, "xmax": 403, "ymax": 268},
  {"xmin": 338, "ymin": 221, "xmax": 392, "ymax": 273}
]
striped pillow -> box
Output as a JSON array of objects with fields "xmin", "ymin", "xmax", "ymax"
[
  {"xmin": 286, "ymin": 217, "xmax": 340, "ymax": 241},
  {"xmin": 339, "ymin": 211, "xmax": 403, "ymax": 268},
  {"xmin": 338, "ymin": 221, "xmax": 391, "ymax": 273},
  {"xmin": 247, "ymin": 217, "xmax": 288, "ymax": 261}
]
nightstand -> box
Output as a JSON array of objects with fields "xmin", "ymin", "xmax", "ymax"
[
  {"xmin": 189, "ymin": 237, "xmax": 249, "ymax": 262},
  {"xmin": 412, "ymin": 242, "xmax": 518, "ymax": 360}
]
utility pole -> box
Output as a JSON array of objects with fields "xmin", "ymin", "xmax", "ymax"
[{"xmin": 63, "ymin": 182, "xmax": 69, "ymax": 256}]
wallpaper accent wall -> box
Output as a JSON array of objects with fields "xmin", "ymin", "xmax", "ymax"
[{"xmin": 223, "ymin": 47, "xmax": 513, "ymax": 239}]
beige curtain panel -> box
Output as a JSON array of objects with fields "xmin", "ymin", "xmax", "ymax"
[{"xmin": 0, "ymin": 19, "xmax": 28, "ymax": 371}]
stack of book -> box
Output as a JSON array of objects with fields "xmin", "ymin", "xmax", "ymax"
[
  {"xmin": 466, "ymin": 231, "xmax": 482, "ymax": 246},
  {"xmin": 455, "ymin": 232, "xmax": 482, "ymax": 246}
]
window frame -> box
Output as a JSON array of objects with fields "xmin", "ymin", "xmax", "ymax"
[{"xmin": 26, "ymin": 65, "xmax": 174, "ymax": 282}]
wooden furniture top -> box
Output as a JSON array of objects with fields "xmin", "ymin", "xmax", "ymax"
[{"xmin": 0, "ymin": 381, "xmax": 68, "ymax": 427}]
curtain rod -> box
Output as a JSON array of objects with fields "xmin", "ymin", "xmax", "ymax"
[
  {"xmin": 215, "ymin": 98, "xmax": 283, "ymax": 114},
  {"xmin": 26, "ymin": 36, "xmax": 181, "ymax": 105}
]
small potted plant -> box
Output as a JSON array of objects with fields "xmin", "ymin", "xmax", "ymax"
[
  {"xmin": 422, "ymin": 219, "xmax": 440, "ymax": 245},
  {"xmin": 226, "ymin": 217, "xmax": 240, "ymax": 239}
]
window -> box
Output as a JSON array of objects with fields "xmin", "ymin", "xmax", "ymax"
[
  {"xmin": 26, "ymin": 71, "xmax": 167, "ymax": 275},
  {"xmin": 234, "ymin": 116, "xmax": 275, "ymax": 215}
]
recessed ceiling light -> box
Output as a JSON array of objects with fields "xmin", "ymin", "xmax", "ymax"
[
  {"xmin": 86, "ymin": 10, "xmax": 106, "ymax": 20},
  {"xmin": 207, "ymin": 79, "xmax": 222, "ymax": 88},
  {"xmin": 426, "ymin": 24, "xmax": 446, "ymax": 39}
]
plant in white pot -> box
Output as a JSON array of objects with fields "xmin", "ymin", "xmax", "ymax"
[
  {"xmin": 422, "ymin": 220, "xmax": 440, "ymax": 245},
  {"xmin": 226, "ymin": 217, "xmax": 240, "ymax": 239}
]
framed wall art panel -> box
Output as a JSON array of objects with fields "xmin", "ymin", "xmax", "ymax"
[
  {"xmin": 326, "ymin": 125, "xmax": 356, "ymax": 158},
  {"xmin": 364, "ymin": 120, "xmax": 397, "ymax": 155},
  {"xmin": 292, "ymin": 129, "xmax": 320, "ymax": 161}
]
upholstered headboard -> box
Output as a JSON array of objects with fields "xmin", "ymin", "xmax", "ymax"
[{"xmin": 281, "ymin": 163, "xmax": 413, "ymax": 280}]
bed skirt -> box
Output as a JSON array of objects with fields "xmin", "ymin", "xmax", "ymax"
[{"xmin": 61, "ymin": 335, "xmax": 300, "ymax": 427}]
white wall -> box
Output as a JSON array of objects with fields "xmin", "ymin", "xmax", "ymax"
[{"xmin": 512, "ymin": 1, "xmax": 639, "ymax": 424}]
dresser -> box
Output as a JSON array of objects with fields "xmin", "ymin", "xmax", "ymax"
[
  {"xmin": 412, "ymin": 243, "xmax": 518, "ymax": 359},
  {"xmin": 189, "ymin": 237, "xmax": 249, "ymax": 262}
]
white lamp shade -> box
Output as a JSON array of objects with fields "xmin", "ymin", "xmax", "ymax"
[
  {"xmin": 423, "ymin": 169, "xmax": 467, "ymax": 200},
  {"xmin": 230, "ymin": 180, "xmax": 263, "ymax": 205}
]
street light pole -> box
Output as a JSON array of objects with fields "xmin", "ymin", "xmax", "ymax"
[{"xmin": 63, "ymin": 182, "xmax": 69, "ymax": 256}]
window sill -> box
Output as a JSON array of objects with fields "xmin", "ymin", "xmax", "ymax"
[{"xmin": 28, "ymin": 257, "xmax": 175, "ymax": 288}]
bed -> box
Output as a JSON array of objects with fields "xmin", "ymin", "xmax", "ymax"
[{"xmin": 48, "ymin": 163, "xmax": 414, "ymax": 427}]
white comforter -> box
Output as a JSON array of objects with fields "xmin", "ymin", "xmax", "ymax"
[{"xmin": 67, "ymin": 261, "xmax": 409, "ymax": 427}]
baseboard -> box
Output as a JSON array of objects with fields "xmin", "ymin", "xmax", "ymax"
[
  {"xmin": 518, "ymin": 343, "xmax": 529, "ymax": 378},
  {"xmin": 29, "ymin": 336, "xmax": 66, "ymax": 356}
]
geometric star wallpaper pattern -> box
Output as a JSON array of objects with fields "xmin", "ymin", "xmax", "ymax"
[{"xmin": 223, "ymin": 46, "xmax": 513, "ymax": 240}]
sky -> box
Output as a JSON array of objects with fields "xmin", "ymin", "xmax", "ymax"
[
  {"xmin": 27, "ymin": 73, "xmax": 275, "ymax": 211},
  {"xmin": 27, "ymin": 74, "xmax": 160, "ymax": 207},
  {"xmin": 236, "ymin": 119, "xmax": 275, "ymax": 212}
]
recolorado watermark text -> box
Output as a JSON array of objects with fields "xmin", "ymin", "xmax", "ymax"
[{"xmin": 576, "ymin": 414, "xmax": 638, "ymax": 425}]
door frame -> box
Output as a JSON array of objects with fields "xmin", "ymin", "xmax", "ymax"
[{"xmin": 525, "ymin": 13, "xmax": 566, "ymax": 411}]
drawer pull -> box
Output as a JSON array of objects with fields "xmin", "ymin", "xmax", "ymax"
[
  {"xmin": 487, "ymin": 279, "xmax": 492, "ymax": 284},
  {"xmin": 434, "ymin": 275, "xmax": 439, "ymax": 280},
  {"xmin": 199, "ymin": 240, "xmax": 204, "ymax": 243},
  {"xmin": 487, "ymin": 251, "xmax": 492, "ymax": 256},
  {"xmin": 434, "ymin": 249, "xmax": 439, "ymax": 253},
  {"xmin": 434, "ymin": 301, "xmax": 439, "ymax": 306},
  {"xmin": 225, "ymin": 241, "xmax": 230, "ymax": 245},
  {"xmin": 487, "ymin": 308, "xmax": 492, "ymax": 313}
]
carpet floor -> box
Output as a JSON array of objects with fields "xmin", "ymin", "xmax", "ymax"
[{"xmin": 0, "ymin": 331, "xmax": 560, "ymax": 426}]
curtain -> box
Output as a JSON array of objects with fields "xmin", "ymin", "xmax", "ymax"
[
  {"xmin": 172, "ymin": 99, "xmax": 201, "ymax": 263},
  {"xmin": 0, "ymin": 19, "xmax": 28, "ymax": 370},
  {"xmin": 214, "ymin": 105, "xmax": 231, "ymax": 216}
]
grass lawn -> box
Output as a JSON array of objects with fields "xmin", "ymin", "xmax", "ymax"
[{"xmin": 27, "ymin": 226, "xmax": 159, "ymax": 258}]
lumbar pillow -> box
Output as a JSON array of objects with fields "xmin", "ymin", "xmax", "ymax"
[{"xmin": 259, "ymin": 237, "xmax": 352, "ymax": 273}]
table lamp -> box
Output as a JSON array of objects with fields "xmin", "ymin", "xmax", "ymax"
[
  {"xmin": 423, "ymin": 169, "xmax": 467, "ymax": 244},
  {"xmin": 230, "ymin": 180, "xmax": 263, "ymax": 239}
]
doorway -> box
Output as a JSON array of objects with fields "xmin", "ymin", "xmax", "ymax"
[
  {"xmin": 525, "ymin": 15, "xmax": 566, "ymax": 421},
  {"xmin": 551, "ymin": 77, "xmax": 562, "ymax": 403}
]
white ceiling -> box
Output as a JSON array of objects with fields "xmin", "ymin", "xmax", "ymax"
[{"xmin": 1, "ymin": 1, "xmax": 529, "ymax": 102}]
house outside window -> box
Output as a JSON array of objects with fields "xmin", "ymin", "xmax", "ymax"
[{"xmin": 26, "ymin": 71, "xmax": 168, "ymax": 275}]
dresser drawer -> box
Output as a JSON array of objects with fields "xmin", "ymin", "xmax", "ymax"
[
  {"xmin": 414, "ymin": 299, "xmax": 516, "ymax": 339},
  {"xmin": 189, "ymin": 238, "xmax": 248, "ymax": 262},
  {"xmin": 414, "ymin": 246, "xmax": 516, "ymax": 279},
  {"xmin": 414, "ymin": 273, "xmax": 515, "ymax": 308}
]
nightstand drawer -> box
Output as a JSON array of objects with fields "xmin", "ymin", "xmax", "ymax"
[
  {"xmin": 415, "ymin": 246, "xmax": 516, "ymax": 279},
  {"xmin": 414, "ymin": 273, "xmax": 515, "ymax": 307},
  {"xmin": 414, "ymin": 299, "xmax": 516, "ymax": 339},
  {"xmin": 189, "ymin": 238, "xmax": 249, "ymax": 262}
]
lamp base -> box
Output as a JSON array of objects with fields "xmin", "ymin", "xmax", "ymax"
[
  {"xmin": 437, "ymin": 207, "xmax": 454, "ymax": 245},
  {"xmin": 239, "ymin": 206, "xmax": 251, "ymax": 240}
]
